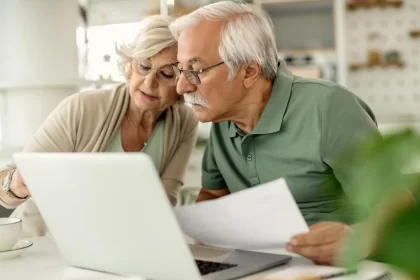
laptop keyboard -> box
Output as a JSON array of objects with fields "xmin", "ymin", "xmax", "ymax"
[{"xmin": 195, "ymin": 259, "xmax": 237, "ymax": 275}]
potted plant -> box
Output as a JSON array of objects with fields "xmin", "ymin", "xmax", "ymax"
[{"xmin": 342, "ymin": 129, "xmax": 420, "ymax": 279}]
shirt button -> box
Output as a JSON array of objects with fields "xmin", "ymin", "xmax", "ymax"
[{"xmin": 246, "ymin": 154, "xmax": 252, "ymax": 161}]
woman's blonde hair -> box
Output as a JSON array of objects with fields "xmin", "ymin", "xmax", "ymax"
[{"xmin": 116, "ymin": 15, "xmax": 177, "ymax": 80}]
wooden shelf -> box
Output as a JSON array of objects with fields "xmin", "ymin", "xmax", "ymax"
[
  {"xmin": 261, "ymin": 0, "xmax": 331, "ymax": 4},
  {"xmin": 261, "ymin": 0, "xmax": 332, "ymax": 14},
  {"xmin": 347, "ymin": 0, "xmax": 404, "ymax": 10},
  {"xmin": 409, "ymin": 29, "xmax": 420, "ymax": 38},
  {"xmin": 349, "ymin": 61, "xmax": 405, "ymax": 71},
  {"xmin": 377, "ymin": 114, "xmax": 420, "ymax": 123},
  {"xmin": 278, "ymin": 48, "xmax": 336, "ymax": 55},
  {"xmin": 260, "ymin": 0, "xmax": 333, "ymax": 5}
]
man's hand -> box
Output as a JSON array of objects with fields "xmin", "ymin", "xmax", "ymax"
[
  {"xmin": 286, "ymin": 222, "xmax": 352, "ymax": 265},
  {"xmin": 196, "ymin": 187, "xmax": 230, "ymax": 202}
]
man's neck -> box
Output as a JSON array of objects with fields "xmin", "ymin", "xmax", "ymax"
[{"xmin": 232, "ymin": 79, "xmax": 273, "ymax": 135}]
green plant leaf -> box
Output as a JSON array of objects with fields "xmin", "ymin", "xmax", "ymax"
[{"xmin": 339, "ymin": 129, "xmax": 420, "ymax": 273}]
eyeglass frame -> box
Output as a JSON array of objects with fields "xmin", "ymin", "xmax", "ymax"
[
  {"xmin": 130, "ymin": 57, "xmax": 177, "ymax": 86},
  {"xmin": 172, "ymin": 61, "xmax": 225, "ymax": 85}
]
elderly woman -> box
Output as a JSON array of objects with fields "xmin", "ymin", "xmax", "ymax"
[{"xmin": 0, "ymin": 15, "xmax": 198, "ymax": 237}]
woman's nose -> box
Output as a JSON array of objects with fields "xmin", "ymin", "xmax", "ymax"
[{"xmin": 144, "ymin": 71, "xmax": 159, "ymax": 88}]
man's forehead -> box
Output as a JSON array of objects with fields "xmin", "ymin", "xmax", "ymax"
[{"xmin": 177, "ymin": 30, "xmax": 220, "ymax": 64}]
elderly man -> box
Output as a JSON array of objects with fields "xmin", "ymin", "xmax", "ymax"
[{"xmin": 169, "ymin": 1, "xmax": 379, "ymax": 265}]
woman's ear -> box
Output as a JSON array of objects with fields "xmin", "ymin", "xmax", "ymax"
[{"xmin": 243, "ymin": 62, "xmax": 261, "ymax": 89}]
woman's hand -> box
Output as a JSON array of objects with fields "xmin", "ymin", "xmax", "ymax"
[{"xmin": 10, "ymin": 169, "xmax": 30, "ymax": 199}]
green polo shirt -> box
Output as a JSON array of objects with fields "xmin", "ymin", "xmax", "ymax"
[{"xmin": 202, "ymin": 62, "xmax": 379, "ymax": 226}]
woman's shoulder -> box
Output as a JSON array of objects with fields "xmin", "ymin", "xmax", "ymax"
[
  {"xmin": 170, "ymin": 103, "xmax": 198, "ymax": 127},
  {"xmin": 59, "ymin": 83, "xmax": 126, "ymax": 111},
  {"xmin": 74, "ymin": 85, "xmax": 120, "ymax": 104},
  {"xmin": 163, "ymin": 104, "xmax": 198, "ymax": 142}
]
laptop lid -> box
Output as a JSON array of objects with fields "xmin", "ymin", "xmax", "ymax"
[{"xmin": 14, "ymin": 152, "xmax": 201, "ymax": 280}]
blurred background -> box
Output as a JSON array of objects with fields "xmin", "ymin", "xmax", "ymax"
[{"xmin": 1, "ymin": 0, "xmax": 420, "ymax": 215}]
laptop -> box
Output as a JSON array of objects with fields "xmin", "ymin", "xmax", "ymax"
[{"xmin": 14, "ymin": 153, "xmax": 291, "ymax": 280}]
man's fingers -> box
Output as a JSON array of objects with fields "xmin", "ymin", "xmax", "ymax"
[
  {"xmin": 290, "ymin": 230, "xmax": 331, "ymax": 246},
  {"xmin": 291, "ymin": 223, "xmax": 350, "ymax": 246},
  {"xmin": 308, "ymin": 221, "xmax": 333, "ymax": 231},
  {"xmin": 287, "ymin": 242, "xmax": 337, "ymax": 264}
]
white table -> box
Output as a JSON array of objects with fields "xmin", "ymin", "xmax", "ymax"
[{"xmin": 0, "ymin": 237, "xmax": 411, "ymax": 280}]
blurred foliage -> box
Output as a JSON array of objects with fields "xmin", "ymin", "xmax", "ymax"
[
  {"xmin": 382, "ymin": 206, "xmax": 420, "ymax": 278},
  {"xmin": 340, "ymin": 129, "xmax": 420, "ymax": 278}
]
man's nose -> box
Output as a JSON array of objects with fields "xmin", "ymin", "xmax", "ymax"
[{"xmin": 176, "ymin": 74, "xmax": 196, "ymax": 96}]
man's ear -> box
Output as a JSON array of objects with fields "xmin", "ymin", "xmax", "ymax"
[{"xmin": 243, "ymin": 62, "xmax": 261, "ymax": 89}]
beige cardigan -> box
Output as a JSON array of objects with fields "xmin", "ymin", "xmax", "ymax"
[{"xmin": 0, "ymin": 83, "xmax": 198, "ymax": 237}]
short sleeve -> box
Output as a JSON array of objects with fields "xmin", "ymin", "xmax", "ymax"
[
  {"xmin": 201, "ymin": 125, "xmax": 226, "ymax": 190},
  {"xmin": 321, "ymin": 86, "xmax": 381, "ymax": 199}
]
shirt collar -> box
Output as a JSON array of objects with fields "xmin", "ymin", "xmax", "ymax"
[{"xmin": 228, "ymin": 61, "xmax": 294, "ymax": 137}]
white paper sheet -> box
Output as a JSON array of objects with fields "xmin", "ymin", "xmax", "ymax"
[
  {"xmin": 174, "ymin": 178, "xmax": 308, "ymax": 250},
  {"xmin": 264, "ymin": 265, "xmax": 389, "ymax": 280}
]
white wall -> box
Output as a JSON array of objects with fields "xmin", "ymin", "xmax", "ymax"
[{"xmin": 0, "ymin": 0, "xmax": 80, "ymax": 148}]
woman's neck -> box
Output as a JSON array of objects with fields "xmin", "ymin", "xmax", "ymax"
[{"xmin": 126, "ymin": 102, "xmax": 161, "ymax": 127}]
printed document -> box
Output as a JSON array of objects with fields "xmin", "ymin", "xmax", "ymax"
[{"xmin": 174, "ymin": 178, "xmax": 308, "ymax": 250}]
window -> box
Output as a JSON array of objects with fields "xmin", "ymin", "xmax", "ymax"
[{"xmin": 78, "ymin": 22, "xmax": 143, "ymax": 83}]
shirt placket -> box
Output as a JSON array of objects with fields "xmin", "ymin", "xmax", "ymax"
[{"xmin": 241, "ymin": 136, "xmax": 260, "ymax": 186}]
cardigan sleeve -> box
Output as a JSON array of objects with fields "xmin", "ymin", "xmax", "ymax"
[
  {"xmin": 0, "ymin": 94, "xmax": 80, "ymax": 237},
  {"xmin": 0, "ymin": 94, "xmax": 79, "ymax": 209},
  {"xmin": 22, "ymin": 94, "xmax": 79, "ymax": 153}
]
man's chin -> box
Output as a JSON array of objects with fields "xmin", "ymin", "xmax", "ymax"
[
  {"xmin": 190, "ymin": 104, "xmax": 208, "ymax": 112},
  {"xmin": 191, "ymin": 108, "xmax": 212, "ymax": 123}
]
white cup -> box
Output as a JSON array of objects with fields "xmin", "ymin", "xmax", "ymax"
[{"xmin": 0, "ymin": 218, "xmax": 22, "ymax": 251}]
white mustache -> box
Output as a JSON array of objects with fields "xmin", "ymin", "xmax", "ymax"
[{"xmin": 184, "ymin": 93, "xmax": 209, "ymax": 107}]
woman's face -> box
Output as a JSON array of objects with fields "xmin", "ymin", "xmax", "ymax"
[{"xmin": 128, "ymin": 47, "xmax": 179, "ymax": 113}]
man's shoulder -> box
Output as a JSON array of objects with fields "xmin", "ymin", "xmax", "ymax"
[
  {"xmin": 291, "ymin": 76, "xmax": 376, "ymax": 124},
  {"xmin": 293, "ymin": 76, "xmax": 337, "ymax": 88},
  {"xmin": 291, "ymin": 76, "xmax": 348, "ymax": 99},
  {"xmin": 289, "ymin": 76, "xmax": 365, "ymax": 108}
]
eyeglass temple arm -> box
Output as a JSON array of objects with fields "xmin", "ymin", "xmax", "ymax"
[{"xmin": 199, "ymin": 61, "xmax": 225, "ymax": 73}]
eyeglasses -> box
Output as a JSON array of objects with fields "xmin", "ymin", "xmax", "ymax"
[
  {"xmin": 131, "ymin": 58, "xmax": 177, "ymax": 86},
  {"xmin": 172, "ymin": 61, "xmax": 225, "ymax": 85}
]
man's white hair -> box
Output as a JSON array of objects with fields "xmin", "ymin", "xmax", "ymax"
[
  {"xmin": 116, "ymin": 15, "xmax": 177, "ymax": 79},
  {"xmin": 169, "ymin": 1, "xmax": 278, "ymax": 80}
]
